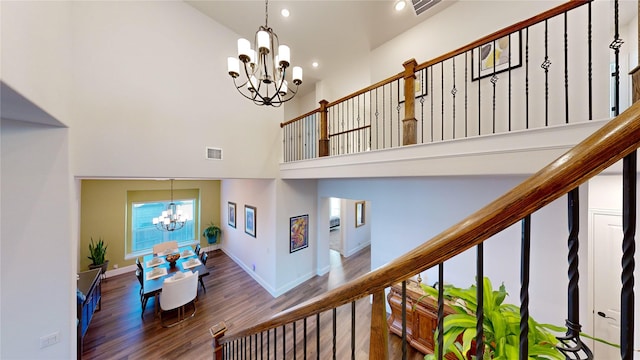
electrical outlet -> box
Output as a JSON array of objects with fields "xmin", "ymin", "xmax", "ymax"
[
  {"xmin": 39, "ymin": 332, "xmax": 60, "ymax": 348},
  {"xmin": 113, "ymin": 264, "xmax": 118, "ymax": 269}
]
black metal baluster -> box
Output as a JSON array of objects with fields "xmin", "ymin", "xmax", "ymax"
[
  {"xmin": 351, "ymin": 301, "xmax": 356, "ymax": 360},
  {"xmin": 476, "ymin": 243, "xmax": 484, "ymax": 359},
  {"xmin": 491, "ymin": 39, "xmax": 497, "ymax": 134},
  {"xmin": 397, "ymin": 80, "xmax": 401, "ymax": 147},
  {"xmin": 557, "ymin": 187, "xmax": 593, "ymax": 359},
  {"xmin": 610, "ymin": 0, "xmax": 623, "ymax": 116},
  {"xmin": 304, "ymin": 317, "xmax": 307, "ymax": 360},
  {"xmin": 430, "ymin": 66, "xmax": 434, "ymax": 142},
  {"xmin": 520, "ymin": 215, "xmax": 531, "ymax": 360},
  {"xmin": 437, "ymin": 263, "xmax": 444, "ymax": 360},
  {"xmin": 316, "ymin": 313, "xmax": 320, "ymax": 360},
  {"xmin": 357, "ymin": 95, "xmax": 361, "ymax": 152},
  {"xmin": 383, "ymin": 84, "xmax": 387, "ymax": 148},
  {"xmin": 375, "ymin": 88, "xmax": 379, "ymax": 150},
  {"xmin": 542, "ymin": 20, "xmax": 550, "ymax": 126},
  {"xmin": 249, "ymin": 334, "xmax": 252, "ymax": 360},
  {"xmin": 261, "ymin": 332, "xmax": 264, "ymax": 360},
  {"xmin": 452, "ymin": 57, "xmax": 457, "ymax": 139},
  {"xmin": 464, "ymin": 52, "xmax": 468, "ymax": 138},
  {"xmin": 508, "ymin": 33, "xmax": 512, "ymax": 131},
  {"xmin": 402, "ymin": 280, "xmax": 407, "ymax": 360},
  {"xmin": 267, "ymin": 328, "xmax": 270, "ymax": 360},
  {"xmin": 564, "ymin": 12, "xmax": 569, "ymax": 124},
  {"xmin": 293, "ymin": 321, "xmax": 297, "ymax": 359},
  {"xmin": 255, "ymin": 334, "xmax": 258, "ymax": 360},
  {"xmin": 441, "ymin": 62, "xmax": 444, "ymax": 140},
  {"xmin": 621, "ymin": 151, "xmax": 636, "ymax": 360},
  {"xmin": 282, "ymin": 325, "xmax": 286, "ymax": 360},
  {"xmin": 420, "ymin": 69, "xmax": 425, "ymax": 143},
  {"xmin": 525, "ymin": 27, "xmax": 530, "ymax": 129},
  {"xmin": 332, "ymin": 308, "xmax": 337, "ymax": 360},
  {"xmin": 273, "ymin": 327, "xmax": 277, "ymax": 360},
  {"xmin": 477, "ymin": 45, "xmax": 481, "ymax": 136},
  {"xmin": 587, "ymin": 1, "xmax": 592, "ymax": 120}
]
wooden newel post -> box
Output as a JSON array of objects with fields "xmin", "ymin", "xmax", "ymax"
[
  {"xmin": 402, "ymin": 58, "xmax": 418, "ymax": 146},
  {"xmin": 319, "ymin": 99, "xmax": 330, "ymax": 157},
  {"xmin": 210, "ymin": 322, "xmax": 227, "ymax": 360},
  {"xmin": 369, "ymin": 289, "xmax": 390, "ymax": 359}
]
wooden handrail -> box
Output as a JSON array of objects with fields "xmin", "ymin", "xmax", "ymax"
[
  {"xmin": 223, "ymin": 101, "xmax": 640, "ymax": 344},
  {"xmin": 279, "ymin": 0, "xmax": 589, "ymax": 129},
  {"xmin": 326, "ymin": 73, "xmax": 404, "ymax": 108},
  {"xmin": 280, "ymin": 108, "xmax": 321, "ymax": 128},
  {"xmin": 415, "ymin": 0, "xmax": 588, "ymax": 72}
]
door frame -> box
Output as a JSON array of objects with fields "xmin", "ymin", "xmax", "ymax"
[{"xmin": 587, "ymin": 209, "xmax": 622, "ymax": 350}]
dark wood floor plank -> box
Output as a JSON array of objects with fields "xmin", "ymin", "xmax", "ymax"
[{"xmin": 82, "ymin": 247, "xmax": 424, "ymax": 359}]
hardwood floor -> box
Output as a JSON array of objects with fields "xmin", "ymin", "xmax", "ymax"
[{"xmin": 82, "ymin": 248, "xmax": 425, "ymax": 359}]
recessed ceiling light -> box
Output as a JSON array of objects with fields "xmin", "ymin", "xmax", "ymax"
[
  {"xmin": 281, "ymin": 8, "xmax": 290, "ymax": 17},
  {"xmin": 312, "ymin": 62, "xmax": 319, "ymax": 68},
  {"xmin": 394, "ymin": 0, "xmax": 406, "ymax": 11}
]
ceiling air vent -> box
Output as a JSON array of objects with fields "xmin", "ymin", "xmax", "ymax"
[
  {"xmin": 206, "ymin": 147, "xmax": 223, "ymax": 160},
  {"xmin": 412, "ymin": 0, "xmax": 441, "ymax": 16}
]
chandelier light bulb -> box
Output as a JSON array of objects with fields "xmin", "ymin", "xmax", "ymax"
[
  {"xmin": 278, "ymin": 45, "xmax": 290, "ymax": 67},
  {"xmin": 257, "ymin": 30, "xmax": 271, "ymax": 53},
  {"xmin": 227, "ymin": 57, "xmax": 239, "ymax": 77},
  {"xmin": 238, "ymin": 38, "xmax": 251, "ymax": 62},
  {"xmin": 292, "ymin": 66, "xmax": 303, "ymax": 85}
]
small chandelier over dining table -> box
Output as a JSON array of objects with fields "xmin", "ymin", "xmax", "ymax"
[
  {"xmin": 227, "ymin": 0, "xmax": 302, "ymax": 107},
  {"xmin": 153, "ymin": 179, "xmax": 189, "ymax": 232}
]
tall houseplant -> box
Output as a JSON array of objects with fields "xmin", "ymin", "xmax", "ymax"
[
  {"xmin": 88, "ymin": 237, "xmax": 109, "ymax": 274},
  {"xmin": 422, "ymin": 277, "xmax": 564, "ymax": 360},
  {"xmin": 202, "ymin": 222, "xmax": 222, "ymax": 244},
  {"xmin": 421, "ymin": 277, "xmax": 618, "ymax": 360}
]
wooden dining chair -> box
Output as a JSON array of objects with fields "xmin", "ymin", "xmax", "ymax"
[{"xmin": 159, "ymin": 271, "xmax": 199, "ymax": 327}]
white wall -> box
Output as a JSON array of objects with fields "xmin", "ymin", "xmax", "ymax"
[
  {"xmin": 274, "ymin": 180, "xmax": 318, "ymax": 294},
  {"xmin": 220, "ymin": 179, "xmax": 277, "ymax": 295},
  {"xmin": 1, "ymin": 120, "xmax": 74, "ymax": 359},
  {"xmin": 319, "ymin": 176, "xmax": 590, "ymax": 329},
  {"xmin": 0, "ymin": 1, "xmax": 72, "ymax": 125},
  {"xmin": 342, "ymin": 199, "xmax": 371, "ymax": 257},
  {"xmin": 69, "ymin": 1, "xmax": 282, "ymax": 179}
]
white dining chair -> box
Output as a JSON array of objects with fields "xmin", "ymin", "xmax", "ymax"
[
  {"xmin": 159, "ymin": 270, "xmax": 199, "ymax": 327},
  {"xmin": 152, "ymin": 240, "xmax": 178, "ymax": 255}
]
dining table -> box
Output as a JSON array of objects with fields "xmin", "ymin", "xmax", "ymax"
[{"xmin": 141, "ymin": 245, "xmax": 209, "ymax": 316}]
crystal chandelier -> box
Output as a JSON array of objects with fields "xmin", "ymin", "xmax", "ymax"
[
  {"xmin": 227, "ymin": 0, "xmax": 303, "ymax": 107},
  {"xmin": 152, "ymin": 179, "xmax": 189, "ymax": 232}
]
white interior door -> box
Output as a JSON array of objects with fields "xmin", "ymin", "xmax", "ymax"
[{"xmin": 593, "ymin": 212, "xmax": 622, "ymax": 359}]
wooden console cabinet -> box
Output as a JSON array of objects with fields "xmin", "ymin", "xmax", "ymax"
[
  {"xmin": 77, "ymin": 268, "xmax": 102, "ymax": 359},
  {"xmin": 387, "ymin": 280, "xmax": 456, "ymax": 358}
]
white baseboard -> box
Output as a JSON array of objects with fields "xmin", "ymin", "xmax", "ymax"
[
  {"xmin": 221, "ymin": 248, "xmax": 278, "ymax": 297},
  {"xmin": 104, "ymin": 264, "xmax": 136, "ymax": 278},
  {"xmin": 344, "ymin": 242, "xmax": 370, "ymax": 258}
]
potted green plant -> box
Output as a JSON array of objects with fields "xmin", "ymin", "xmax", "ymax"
[
  {"xmin": 421, "ymin": 277, "xmax": 618, "ymax": 360},
  {"xmin": 88, "ymin": 237, "xmax": 109, "ymax": 275},
  {"xmin": 202, "ymin": 222, "xmax": 222, "ymax": 244}
]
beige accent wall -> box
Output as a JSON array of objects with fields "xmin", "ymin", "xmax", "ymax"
[{"xmin": 80, "ymin": 179, "xmax": 220, "ymax": 271}]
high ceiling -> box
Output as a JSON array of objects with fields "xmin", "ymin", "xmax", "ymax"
[{"xmin": 185, "ymin": 0, "xmax": 455, "ymax": 96}]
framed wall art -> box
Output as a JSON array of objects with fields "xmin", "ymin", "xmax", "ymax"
[
  {"xmin": 228, "ymin": 202, "xmax": 236, "ymax": 228},
  {"xmin": 355, "ymin": 201, "xmax": 365, "ymax": 228},
  {"xmin": 289, "ymin": 214, "xmax": 309, "ymax": 253},
  {"xmin": 471, "ymin": 31, "xmax": 522, "ymax": 81},
  {"xmin": 245, "ymin": 205, "xmax": 256, "ymax": 237}
]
